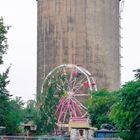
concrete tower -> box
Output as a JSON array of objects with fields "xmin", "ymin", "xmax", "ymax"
[{"xmin": 37, "ymin": 0, "xmax": 121, "ymax": 94}]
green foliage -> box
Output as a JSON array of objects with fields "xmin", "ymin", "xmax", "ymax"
[
  {"xmin": 36, "ymin": 85, "xmax": 59, "ymax": 134},
  {"xmin": 41, "ymin": 90, "xmax": 58, "ymax": 132},
  {"xmin": 36, "ymin": 70, "xmax": 69, "ymax": 134},
  {"xmin": 130, "ymin": 111, "xmax": 140, "ymax": 140},
  {"xmin": 110, "ymin": 79, "xmax": 140, "ymax": 139},
  {"xmin": 0, "ymin": 67, "xmax": 10, "ymax": 99},
  {"xmin": 0, "ymin": 88, "xmax": 25, "ymax": 135},
  {"xmin": 0, "ymin": 19, "xmax": 25, "ymax": 135},
  {"xmin": 88, "ymin": 69, "xmax": 140, "ymax": 139},
  {"xmin": 0, "ymin": 17, "xmax": 9, "ymax": 64},
  {"xmin": 88, "ymin": 90, "xmax": 117, "ymax": 128},
  {"xmin": 0, "ymin": 67, "xmax": 11, "ymax": 127},
  {"xmin": 133, "ymin": 69, "xmax": 140, "ymax": 80},
  {"xmin": 6, "ymin": 97, "xmax": 25, "ymax": 135},
  {"xmin": 0, "ymin": 18, "xmax": 11, "ymax": 133},
  {"xmin": 24, "ymin": 99, "xmax": 37, "ymax": 123}
]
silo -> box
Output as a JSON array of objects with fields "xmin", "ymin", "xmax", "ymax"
[{"xmin": 37, "ymin": 0, "xmax": 121, "ymax": 94}]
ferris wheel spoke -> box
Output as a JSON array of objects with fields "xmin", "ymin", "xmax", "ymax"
[
  {"xmin": 58, "ymin": 111, "xmax": 64, "ymax": 123},
  {"xmin": 66, "ymin": 77, "xmax": 74, "ymax": 91},
  {"xmin": 66, "ymin": 78, "xmax": 77, "ymax": 91},
  {"xmin": 73, "ymin": 76, "xmax": 86, "ymax": 88},
  {"xmin": 74, "ymin": 93, "xmax": 90, "ymax": 97},
  {"xmin": 63, "ymin": 107, "xmax": 69, "ymax": 123},
  {"xmin": 60, "ymin": 74, "xmax": 70, "ymax": 88},
  {"xmin": 72, "ymin": 76, "xmax": 86, "ymax": 92},
  {"xmin": 56, "ymin": 86, "xmax": 61, "ymax": 91},
  {"xmin": 72, "ymin": 97, "xmax": 87, "ymax": 111},
  {"xmin": 62, "ymin": 66, "xmax": 68, "ymax": 76},
  {"xmin": 55, "ymin": 98, "xmax": 64, "ymax": 114},
  {"xmin": 71, "ymin": 98, "xmax": 82, "ymax": 116},
  {"xmin": 60, "ymin": 104, "xmax": 67, "ymax": 123},
  {"xmin": 71, "ymin": 101, "xmax": 77, "ymax": 117},
  {"xmin": 58, "ymin": 101, "xmax": 67, "ymax": 122},
  {"xmin": 56, "ymin": 84, "xmax": 63, "ymax": 91},
  {"xmin": 71, "ymin": 78, "xmax": 77, "ymax": 91},
  {"xmin": 58, "ymin": 101, "xmax": 65, "ymax": 119},
  {"xmin": 74, "ymin": 80, "xmax": 88, "ymax": 94},
  {"xmin": 67, "ymin": 99, "xmax": 77, "ymax": 117},
  {"xmin": 66, "ymin": 68, "xmax": 76, "ymax": 90},
  {"xmin": 72, "ymin": 71, "xmax": 84, "ymax": 90},
  {"xmin": 70, "ymin": 99, "xmax": 78, "ymax": 117},
  {"xmin": 69, "ymin": 67, "xmax": 73, "ymax": 81}
]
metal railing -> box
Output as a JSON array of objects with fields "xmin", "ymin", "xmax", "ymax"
[{"xmin": 0, "ymin": 136, "xmax": 123, "ymax": 140}]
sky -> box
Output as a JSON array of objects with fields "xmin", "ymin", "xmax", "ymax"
[{"xmin": 0, "ymin": 0, "xmax": 140, "ymax": 102}]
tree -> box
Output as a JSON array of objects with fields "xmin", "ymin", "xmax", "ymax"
[
  {"xmin": 0, "ymin": 17, "xmax": 9, "ymax": 64},
  {"xmin": 0, "ymin": 18, "xmax": 25, "ymax": 135},
  {"xmin": 133, "ymin": 69, "xmax": 140, "ymax": 80},
  {"xmin": 6, "ymin": 97, "xmax": 25, "ymax": 135},
  {"xmin": 24, "ymin": 100, "xmax": 37, "ymax": 123},
  {"xmin": 36, "ymin": 71, "xmax": 67, "ymax": 134},
  {"xmin": 0, "ymin": 68, "xmax": 11, "ymax": 127},
  {"xmin": 87, "ymin": 90, "xmax": 117, "ymax": 129},
  {"xmin": 130, "ymin": 111, "xmax": 140, "ymax": 140},
  {"xmin": 0, "ymin": 68, "xmax": 24, "ymax": 135},
  {"xmin": 36, "ymin": 85, "xmax": 59, "ymax": 134},
  {"xmin": 0, "ymin": 17, "xmax": 11, "ymax": 131},
  {"xmin": 110, "ymin": 72, "xmax": 140, "ymax": 140}
]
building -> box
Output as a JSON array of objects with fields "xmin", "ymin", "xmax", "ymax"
[{"xmin": 36, "ymin": 0, "xmax": 122, "ymax": 94}]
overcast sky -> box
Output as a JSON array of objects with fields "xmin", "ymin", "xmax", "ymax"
[{"xmin": 0, "ymin": 0, "xmax": 140, "ymax": 102}]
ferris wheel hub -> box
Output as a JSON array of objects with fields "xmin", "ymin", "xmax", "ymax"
[{"xmin": 67, "ymin": 91, "xmax": 74, "ymax": 98}]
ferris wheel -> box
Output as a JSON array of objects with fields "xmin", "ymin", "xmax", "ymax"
[{"xmin": 40, "ymin": 64, "xmax": 97, "ymax": 126}]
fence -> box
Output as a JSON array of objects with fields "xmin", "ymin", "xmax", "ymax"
[{"xmin": 0, "ymin": 136, "xmax": 122, "ymax": 140}]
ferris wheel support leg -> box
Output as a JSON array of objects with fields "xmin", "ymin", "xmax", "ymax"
[
  {"xmin": 67, "ymin": 99, "xmax": 77, "ymax": 117},
  {"xmin": 55, "ymin": 98, "xmax": 64, "ymax": 115},
  {"xmin": 73, "ymin": 99, "xmax": 82, "ymax": 116}
]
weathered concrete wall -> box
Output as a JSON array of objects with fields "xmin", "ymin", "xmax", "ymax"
[{"xmin": 37, "ymin": 0, "xmax": 121, "ymax": 94}]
